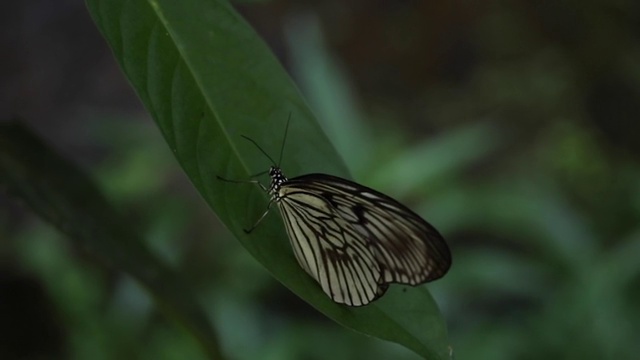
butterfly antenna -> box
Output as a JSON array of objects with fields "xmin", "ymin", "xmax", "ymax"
[
  {"xmin": 278, "ymin": 113, "xmax": 291, "ymax": 167},
  {"xmin": 241, "ymin": 135, "xmax": 277, "ymax": 166}
]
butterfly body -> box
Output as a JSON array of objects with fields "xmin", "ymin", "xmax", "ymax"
[{"xmin": 265, "ymin": 166, "xmax": 451, "ymax": 306}]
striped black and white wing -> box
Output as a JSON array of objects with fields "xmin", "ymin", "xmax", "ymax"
[
  {"xmin": 277, "ymin": 173, "xmax": 451, "ymax": 306},
  {"xmin": 276, "ymin": 186, "xmax": 384, "ymax": 306}
]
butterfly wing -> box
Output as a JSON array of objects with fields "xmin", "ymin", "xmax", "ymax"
[
  {"xmin": 282, "ymin": 174, "xmax": 451, "ymax": 291},
  {"xmin": 277, "ymin": 188, "xmax": 385, "ymax": 306}
]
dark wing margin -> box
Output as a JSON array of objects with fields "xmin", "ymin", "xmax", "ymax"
[{"xmin": 284, "ymin": 174, "xmax": 451, "ymax": 288}]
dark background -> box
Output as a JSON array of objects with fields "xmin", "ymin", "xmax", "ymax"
[{"xmin": 2, "ymin": 0, "xmax": 640, "ymax": 359}]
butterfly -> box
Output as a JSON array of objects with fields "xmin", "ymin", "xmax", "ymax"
[{"xmin": 218, "ymin": 120, "xmax": 451, "ymax": 306}]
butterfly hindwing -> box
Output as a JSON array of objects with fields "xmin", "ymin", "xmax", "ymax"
[{"xmin": 277, "ymin": 188, "xmax": 384, "ymax": 306}]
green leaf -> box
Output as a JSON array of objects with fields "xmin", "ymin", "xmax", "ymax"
[
  {"xmin": 85, "ymin": 0, "xmax": 451, "ymax": 358},
  {"xmin": 0, "ymin": 121, "xmax": 223, "ymax": 359}
]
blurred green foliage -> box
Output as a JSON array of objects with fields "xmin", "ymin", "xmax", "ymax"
[{"xmin": 2, "ymin": 0, "xmax": 640, "ymax": 359}]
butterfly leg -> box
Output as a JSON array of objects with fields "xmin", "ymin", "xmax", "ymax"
[
  {"xmin": 217, "ymin": 175, "xmax": 273, "ymax": 232},
  {"xmin": 245, "ymin": 200, "xmax": 275, "ymax": 233},
  {"xmin": 216, "ymin": 175, "xmax": 268, "ymax": 191}
]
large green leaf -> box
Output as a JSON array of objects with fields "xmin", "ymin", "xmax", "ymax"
[{"xmin": 85, "ymin": 0, "xmax": 450, "ymax": 358}]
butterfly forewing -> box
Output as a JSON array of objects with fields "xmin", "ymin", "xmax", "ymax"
[{"xmin": 276, "ymin": 172, "xmax": 451, "ymax": 306}]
